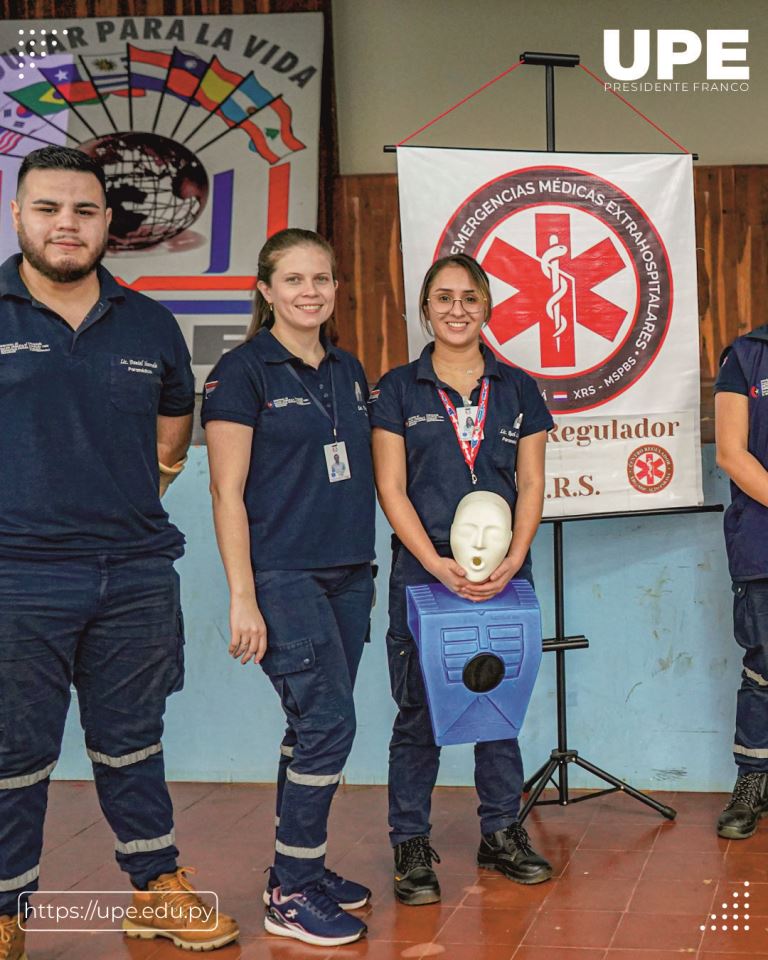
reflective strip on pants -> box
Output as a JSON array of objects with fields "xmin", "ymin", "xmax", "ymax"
[
  {"xmin": 286, "ymin": 769, "xmax": 341, "ymax": 787},
  {"xmin": 734, "ymin": 743, "xmax": 768, "ymax": 758},
  {"xmin": 744, "ymin": 667, "xmax": 768, "ymax": 687},
  {"xmin": 87, "ymin": 742, "xmax": 162, "ymax": 768},
  {"xmin": 0, "ymin": 865, "xmax": 39, "ymax": 892},
  {"xmin": 275, "ymin": 839, "xmax": 327, "ymax": 859},
  {"xmin": 115, "ymin": 830, "xmax": 175, "ymax": 855},
  {"xmin": 280, "ymin": 744, "xmax": 294, "ymax": 758},
  {"xmin": 0, "ymin": 760, "xmax": 56, "ymax": 791}
]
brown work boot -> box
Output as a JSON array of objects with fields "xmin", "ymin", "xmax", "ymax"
[
  {"xmin": 122, "ymin": 867, "xmax": 239, "ymax": 951},
  {"xmin": 0, "ymin": 914, "xmax": 27, "ymax": 960}
]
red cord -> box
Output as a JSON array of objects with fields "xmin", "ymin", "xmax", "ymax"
[
  {"xmin": 395, "ymin": 57, "xmax": 690, "ymax": 156},
  {"xmin": 578, "ymin": 63, "xmax": 690, "ymax": 154},
  {"xmin": 396, "ymin": 61, "xmax": 524, "ymax": 146}
]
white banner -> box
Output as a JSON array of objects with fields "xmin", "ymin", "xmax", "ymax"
[
  {"xmin": 397, "ymin": 148, "xmax": 702, "ymax": 516},
  {"xmin": 0, "ymin": 13, "xmax": 323, "ymax": 390}
]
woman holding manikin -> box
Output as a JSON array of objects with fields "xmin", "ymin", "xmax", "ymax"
[
  {"xmin": 370, "ymin": 253, "xmax": 554, "ymax": 905},
  {"xmin": 203, "ymin": 229, "xmax": 374, "ymax": 948}
]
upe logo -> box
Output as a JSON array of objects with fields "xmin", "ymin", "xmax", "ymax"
[
  {"xmin": 436, "ymin": 166, "xmax": 672, "ymax": 414},
  {"xmin": 604, "ymin": 29, "xmax": 749, "ymax": 81}
]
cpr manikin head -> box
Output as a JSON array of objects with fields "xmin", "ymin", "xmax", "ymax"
[{"xmin": 450, "ymin": 491, "xmax": 512, "ymax": 583}]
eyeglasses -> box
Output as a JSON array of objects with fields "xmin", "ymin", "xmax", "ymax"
[{"xmin": 427, "ymin": 294, "xmax": 486, "ymax": 315}]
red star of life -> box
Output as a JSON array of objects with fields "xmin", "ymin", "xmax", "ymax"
[
  {"xmin": 482, "ymin": 212, "xmax": 629, "ymax": 368},
  {"xmin": 634, "ymin": 452, "xmax": 667, "ymax": 485}
]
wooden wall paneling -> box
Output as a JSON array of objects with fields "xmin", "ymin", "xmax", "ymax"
[
  {"xmin": 332, "ymin": 174, "xmax": 406, "ymax": 383},
  {"xmin": 695, "ymin": 165, "xmax": 768, "ymax": 441}
]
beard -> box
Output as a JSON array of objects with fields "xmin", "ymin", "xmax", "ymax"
[{"xmin": 17, "ymin": 223, "xmax": 108, "ymax": 284}]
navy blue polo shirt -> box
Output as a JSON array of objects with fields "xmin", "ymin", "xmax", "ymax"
[
  {"xmin": 0, "ymin": 254, "xmax": 194, "ymax": 559},
  {"xmin": 200, "ymin": 328, "xmax": 375, "ymax": 571},
  {"xmin": 369, "ymin": 344, "xmax": 554, "ymax": 545},
  {"xmin": 715, "ymin": 324, "xmax": 768, "ymax": 580}
]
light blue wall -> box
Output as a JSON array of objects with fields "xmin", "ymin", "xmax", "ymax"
[{"xmin": 56, "ymin": 444, "xmax": 739, "ymax": 792}]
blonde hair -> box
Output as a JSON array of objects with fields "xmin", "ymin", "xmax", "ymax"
[{"xmin": 246, "ymin": 228, "xmax": 338, "ymax": 342}]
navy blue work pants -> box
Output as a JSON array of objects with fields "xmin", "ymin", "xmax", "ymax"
[
  {"xmin": 255, "ymin": 564, "xmax": 373, "ymax": 894},
  {"xmin": 0, "ymin": 555, "xmax": 183, "ymax": 916},
  {"xmin": 386, "ymin": 543, "xmax": 531, "ymax": 847},
  {"xmin": 733, "ymin": 579, "xmax": 768, "ymax": 775}
]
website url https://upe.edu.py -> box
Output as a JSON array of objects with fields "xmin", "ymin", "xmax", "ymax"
[{"xmin": 18, "ymin": 890, "xmax": 219, "ymax": 932}]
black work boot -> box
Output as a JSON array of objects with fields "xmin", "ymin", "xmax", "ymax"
[
  {"xmin": 478, "ymin": 821, "xmax": 553, "ymax": 884},
  {"xmin": 717, "ymin": 772, "xmax": 768, "ymax": 839},
  {"xmin": 393, "ymin": 836, "xmax": 441, "ymax": 905}
]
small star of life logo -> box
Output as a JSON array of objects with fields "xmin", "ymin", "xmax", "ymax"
[
  {"xmin": 700, "ymin": 881, "xmax": 751, "ymax": 933},
  {"xmin": 627, "ymin": 443, "xmax": 674, "ymax": 494},
  {"xmin": 436, "ymin": 166, "xmax": 672, "ymax": 414}
]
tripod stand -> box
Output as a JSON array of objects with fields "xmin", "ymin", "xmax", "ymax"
[{"xmin": 519, "ymin": 505, "xmax": 723, "ymax": 823}]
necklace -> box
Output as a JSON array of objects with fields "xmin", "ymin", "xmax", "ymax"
[{"xmin": 434, "ymin": 359, "xmax": 481, "ymax": 377}]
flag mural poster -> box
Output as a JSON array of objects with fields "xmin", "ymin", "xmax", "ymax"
[
  {"xmin": 0, "ymin": 14, "xmax": 323, "ymax": 390},
  {"xmin": 397, "ymin": 148, "xmax": 703, "ymax": 516}
]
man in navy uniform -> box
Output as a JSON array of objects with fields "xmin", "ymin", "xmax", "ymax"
[
  {"xmin": 0, "ymin": 146, "xmax": 238, "ymax": 959},
  {"xmin": 715, "ymin": 326, "xmax": 768, "ymax": 839}
]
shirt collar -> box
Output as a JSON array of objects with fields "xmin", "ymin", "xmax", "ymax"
[
  {"xmin": 259, "ymin": 327, "xmax": 342, "ymax": 365},
  {"xmin": 0, "ymin": 254, "xmax": 126, "ymax": 303},
  {"xmin": 415, "ymin": 342, "xmax": 503, "ymax": 384},
  {"xmin": 745, "ymin": 324, "xmax": 768, "ymax": 345}
]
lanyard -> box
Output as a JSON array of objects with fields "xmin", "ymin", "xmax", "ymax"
[
  {"xmin": 285, "ymin": 360, "xmax": 339, "ymax": 439},
  {"xmin": 436, "ymin": 377, "xmax": 490, "ymax": 485}
]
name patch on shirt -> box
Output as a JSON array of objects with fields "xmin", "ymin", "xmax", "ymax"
[
  {"xmin": 406, "ymin": 413, "xmax": 445, "ymax": 428},
  {"xmin": 267, "ymin": 396, "xmax": 311, "ymax": 409},
  {"xmin": 120, "ymin": 358, "xmax": 159, "ymax": 375},
  {"xmin": 500, "ymin": 415, "xmax": 524, "ymax": 444},
  {"xmin": 0, "ymin": 340, "xmax": 50, "ymax": 355}
]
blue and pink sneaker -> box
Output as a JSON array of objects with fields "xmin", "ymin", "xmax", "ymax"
[
  {"xmin": 262, "ymin": 866, "xmax": 371, "ymax": 910},
  {"xmin": 264, "ymin": 882, "xmax": 367, "ymax": 946}
]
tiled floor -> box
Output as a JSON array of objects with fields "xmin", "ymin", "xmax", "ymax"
[{"xmin": 20, "ymin": 782, "xmax": 768, "ymax": 959}]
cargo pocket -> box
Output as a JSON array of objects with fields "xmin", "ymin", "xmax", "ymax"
[
  {"xmin": 168, "ymin": 608, "xmax": 186, "ymax": 695},
  {"xmin": 386, "ymin": 632, "xmax": 418, "ymax": 708},
  {"xmin": 261, "ymin": 637, "xmax": 334, "ymax": 722}
]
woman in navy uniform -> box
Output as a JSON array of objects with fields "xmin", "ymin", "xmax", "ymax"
[
  {"xmin": 370, "ymin": 254, "xmax": 554, "ymax": 905},
  {"xmin": 714, "ymin": 325, "xmax": 768, "ymax": 839},
  {"xmin": 202, "ymin": 229, "xmax": 374, "ymax": 947}
]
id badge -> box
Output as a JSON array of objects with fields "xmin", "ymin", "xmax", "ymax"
[
  {"xmin": 324, "ymin": 441, "xmax": 351, "ymax": 482},
  {"xmin": 457, "ymin": 406, "xmax": 479, "ymax": 441}
]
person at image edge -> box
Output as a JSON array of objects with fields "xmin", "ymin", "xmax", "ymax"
[
  {"xmin": 714, "ymin": 325, "xmax": 768, "ymax": 838},
  {"xmin": 0, "ymin": 146, "xmax": 238, "ymax": 960}
]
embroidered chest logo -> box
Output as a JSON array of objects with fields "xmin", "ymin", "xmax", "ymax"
[
  {"xmin": 267, "ymin": 396, "xmax": 311, "ymax": 409},
  {"xmin": 0, "ymin": 341, "xmax": 50, "ymax": 355},
  {"xmin": 406, "ymin": 413, "xmax": 446, "ymax": 428}
]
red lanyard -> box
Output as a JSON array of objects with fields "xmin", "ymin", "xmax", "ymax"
[{"xmin": 436, "ymin": 377, "xmax": 490, "ymax": 485}]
